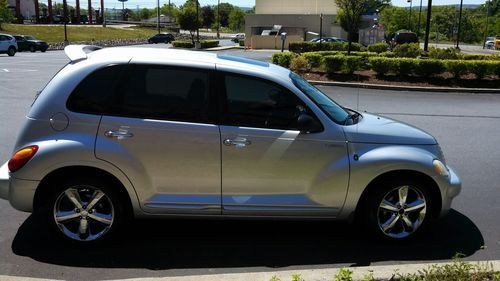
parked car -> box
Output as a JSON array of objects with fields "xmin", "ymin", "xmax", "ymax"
[
  {"xmin": 231, "ymin": 33, "xmax": 245, "ymax": 42},
  {"xmin": 485, "ymin": 37, "xmax": 495, "ymax": 49},
  {"xmin": 310, "ymin": 37, "xmax": 348, "ymax": 43},
  {"xmin": 0, "ymin": 34, "xmax": 17, "ymax": 56},
  {"xmin": 388, "ymin": 31, "xmax": 419, "ymax": 49},
  {"xmin": 0, "ymin": 45, "xmax": 461, "ymax": 243},
  {"xmin": 148, "ymin": 33, "xmax": 175, "ymax": 44},
  {"xmin": 14, "ymin": 35, "xmax": 49, "ymax": 52}
]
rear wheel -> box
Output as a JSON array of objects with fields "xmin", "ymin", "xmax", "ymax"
[
  {"xmin": 29, "ymin": 45, "xmax": 36, "ymax": 52},
  {"xmin": 42, "ymin": 177, "xmax": 124, "ymax": 243},
  {"xmin": 7, "ymin": 47, "xmax": 16, "ymax": 56}
]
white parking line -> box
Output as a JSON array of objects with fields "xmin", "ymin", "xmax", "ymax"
[{"xmin": 2, "ymin": 69, "xmax": 9, "ymax": 72}]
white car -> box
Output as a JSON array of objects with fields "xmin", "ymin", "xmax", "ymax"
[
  {"xmin": 232, "ymin": 33, "xmax": 245, "ymax": 42},
  {"xmin": 0, "ymin": 34, "xmax": 18, "ymax": 56}
]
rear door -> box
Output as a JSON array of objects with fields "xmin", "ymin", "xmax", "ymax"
[
  {"xmin": 95, "ymin": 63, "xmax": 221, "ymax": 214},
  {"xmin": 0, "ymin": 35, "xmax": 7, "ymax": 52}
]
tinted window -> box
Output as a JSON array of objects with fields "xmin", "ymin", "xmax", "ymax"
[
  {"xmin": 223, "ymin": 74, "xmax": 310, "ymax": 130},
  {"xmin": 67, "ymin": 65, "xmax": 126, "ymax": 114},
  {"xmin": 119, "ymin": 65, "xmax": 210, "ymax": 123}
]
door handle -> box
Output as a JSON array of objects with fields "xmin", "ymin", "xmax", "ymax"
[
  {"xmin": 104, "ymin": 130, "xmax": 134, "ymax": 139},
  {"xmin": 223, "ymin": 138, "xmax": 251, "ymax": 147}
]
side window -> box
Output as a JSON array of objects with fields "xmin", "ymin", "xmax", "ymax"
[
  {"xmin": 67, "ymin": 65, "xmax": 126, "ymax": 114},
  {"xmin": 223, "ymin": 73, "xmax": 310, "ymax": 130},
  {"xmin": 119, "ymin": 65, "xmax": 210, "ymax": 123}
]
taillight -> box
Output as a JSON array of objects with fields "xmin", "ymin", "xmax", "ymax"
[{"xmin": 8, "ymin": 145, "xmax": 39, "ymax": 172}]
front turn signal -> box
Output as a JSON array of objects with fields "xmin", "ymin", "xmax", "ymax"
[{"xmin": 8, "ymin": 145, "xmax": 39, "ymax": 173}]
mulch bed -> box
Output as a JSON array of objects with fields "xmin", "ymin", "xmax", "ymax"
[{"xmin": 301, "ymin": 70, "xmax": 500, "ymax": 89}]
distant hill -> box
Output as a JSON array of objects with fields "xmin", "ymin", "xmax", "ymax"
[
  {"xmin": 401, "ymin": 4, "xmax": 481, "ymax": 9},
  {"xmin": 239, "ymin": 7, "xmax": 254, "ymax": 11}
]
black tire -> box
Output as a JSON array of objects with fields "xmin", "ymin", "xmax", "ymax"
[
  {"xmin": 7, "ymin": 47, "xmax": 16, "ymax": 56},
  {"xmin": 41, "ymin": 48, "xmax": 47, "ymax": 52},
  {"xmin": 40, "ymin": 176, "xmax": 125, "ymax": 244},
  {"xmin": 29, "ymin": 45, "xmax": 36, "ymax": 52},
  {"xmin": 360, "ymin": 177, "xmax": 434, "ymax": 241}
]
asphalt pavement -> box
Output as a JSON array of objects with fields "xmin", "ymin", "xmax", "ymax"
[{"xmin": 0, "ymin": 48, "xmax": 499, "ymax": 280}]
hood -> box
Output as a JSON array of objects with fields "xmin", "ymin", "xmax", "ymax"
[
  {"xmin": 343, "ymin": 113, "xmax": 436, "ymax": 145},
  {"xmin": 28, "ymin": 40, "xmax": 47, "ymax": 44}
]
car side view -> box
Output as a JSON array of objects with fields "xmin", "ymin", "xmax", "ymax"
[
  {"xmin": 0, "ymin": 34, "xmax": 18, "ymax": 56},
  {"xmin": 13, "ymin": 35, "xmax": 49, "ymax": 52},
  {"xmin": 0, "ymin": 46, "xmax": 461, "ymax": 243}
]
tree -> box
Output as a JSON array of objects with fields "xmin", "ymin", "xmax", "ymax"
[
  {"xmin": 335, "ymin": 0, "xmax": 366, "ymax": 54},
  {"xmin": 228, "ymin": 7, "xmax": 245, "ymax": 31},
  {"xmin": 177, "ymin": 6, "xmax": 200, "ymax": 43},
  {"xmin": 218, "ymin": 3, "xmax": 234, "ymax": 27},
  {"xmin": 201, "ymin": 5, "xmax": 215, "ymax": 28},
  {"xmin": 0, "ymin": 0, "xmax": 13, "ymax": 30},
  {"xmin": 140, "ymin": 8, "xmax": 152, "ymax": 20}
]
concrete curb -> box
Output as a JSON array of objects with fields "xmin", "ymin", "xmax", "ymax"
[
  {"xmin": 0, "ymin": 261, "xmax": 499, "ymax": 281},
  {"xmin": 308, "ymin": 80, "xmax": 500, "ymax": 94}
]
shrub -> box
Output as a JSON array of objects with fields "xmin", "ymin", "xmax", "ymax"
[
  {"xmin": 394, "ymin": 58, "xmax": 416, "ymax": 76},
  {"xmin": 302, "ymin": 52, "xmax": 323, "ymax": 68},
  {"xmin": 393, "ymin": 43, "xmax": 422, "ymax": 58},
  {"xmin": 289, "ymin": 41, "xmax": 362, "ymax": 53},
  {"xmin": 290, "ymin": 55, "xmax": 310, "ymax": 73},
  {"xmin": 379, "ymin": 52, "xmax": 396, "ymax": 58},
  {"xmin": 467, "ymin": 60, "xmax": 495, "ymax": 79},
  {"xmin": 271, "ymin": 52, "xmax": 296, "ymax": 68},
  {"xmin": 428, "ymin": 47, "xmax": 460, "ymax": 60},
  {"xmin": 200, "ymin": 40, "xmax": 219, "ymax": 48},
  {"xmin": 238, "ymin": 39, "xmax": 245, "ymax": 46},
  {"xmin": 415, "ymin": 59, "xmax": 445, "ymax": 77},
  {"xmin": 462, "ymin": 54, "xmax": 500, "ymax": 61},
  {"xmin": 369, "ymin": 57, "xmax": 391, "ymax": 75},
  {"xmin": 367, "ymin": 42, "xmax": 389, "ymax": 53},
  {"xmin": 342, "ymin": 56, "xmax": 362, "ymax": 74},
  {"xmin": 172, "ymin": 40, "xmax": 194, "ymax": 48},
  {"xmin": 445, "ymin": 60, "xmax": 469, "ymax": 78},
  {"xmin": 323, "ymin": 55, "xmax": 344, "ymax": 74}
]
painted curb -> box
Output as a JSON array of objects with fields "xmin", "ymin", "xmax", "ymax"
[
  {"xmin": 0, "ymin": 260, "xmax": 498, "ymax": 281},
  {"xmin": 308, "ymin": 80, "xmax": 500, "ymax": 94}
]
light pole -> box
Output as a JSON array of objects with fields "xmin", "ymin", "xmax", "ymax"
[
  {"xmin": 423, "ymin": 0, "xmax": 432, "ymax": 53},
  {"xmin": 216, "ymin": 0, "xmax": 220, "ymax": 39},
  {"xmin": 417, "ymin": 0, "xmax": 423, "ymax": 35},
  {"xmin": 156, "ymin": 0, "xmax": 160, "ymax": 34},
  {"xmin": 456, "ymin": 0, "xmax": 464, "ymax": 49},
  {"xmin": 482, "ymin": 0, "xmax": 490, "ymax": 49},
  {"xmin": 319, "ymin": 13, "xmax": 323, "ymax": 49},
  {"xmin": 407, "ymin": 0, "xmax": 412, "ymax": 31},
  {"xmin": 63, "ymin": 0, "xmax": 68, "ymax": 45},
  {"xmin": 196, "ymin": 0, "xmax": 199, "ymax": 42}
]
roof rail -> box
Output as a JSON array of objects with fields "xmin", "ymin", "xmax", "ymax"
[{"xmin": 64, "ymin": 45, "xmax": 102, "ymax": 62}]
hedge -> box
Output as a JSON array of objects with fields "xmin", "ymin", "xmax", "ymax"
[
  {"xmin": 393, "ymin": 43, "xmax": 422, "ymax": 58},
  {"xmin": 200, "ymin": 40, "xmax": 219, "ymax": 48},
  {"xmin": 172, "ymin": 41, "xmax": 194, "ymax": 48},
  {"xmin": 323, "ymin": 55, "xmax": 363, "ymax": 75},
  {"xmin": 271, "ymin": 52, "xmax": 297, "ymax": 68},
  {"xmin": 415, "ymin": 59, "xmax": 446, "ymax": 77},
  {"xmin": 238, "ymin": 39, "xmax": 245, "ymax": 46},
  {"xmin": 367, "ymin": 42, "xmax": 389, "ymax": 53},
  {"xmin": 289, "ymin": 41, "xmax": 362, "ymax": 53},
  {"xmin": 172, "ymin": 40, "xmax": 219, "ymax": 49}
]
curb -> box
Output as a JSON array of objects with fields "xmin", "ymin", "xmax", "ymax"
[
  {"xmin": 0, "ymin": 260, "xmax": 499, "ymax": 281},
  {"xmin": 308, "ymin": 80, "xmax": 500, "ymax": 94}
]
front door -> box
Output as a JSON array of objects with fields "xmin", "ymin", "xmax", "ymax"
[
  {"xmin": 218, "ymin": 72, "xmax": 350, "ymax": 216},
  {"xmin": 95, "ymin": 64, "xmax": 221, "ymax": 214}
]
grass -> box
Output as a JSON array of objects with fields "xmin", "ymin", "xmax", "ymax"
[{"xmin": 0, "ymin": 24, "xmax": 157, "ymax": 43}]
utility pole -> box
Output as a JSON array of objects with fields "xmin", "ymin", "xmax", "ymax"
[
  {"xmin": 407, "ymin": 0, "xmax": 412, "ymax": 31},
  {"xmin": 216, "ymin": 0, "xmax": 220, "ymax": 39},
  {"xmin": 196, "ymin": 0, "xmax": 200, "ymax": 42},
  {"xmin": 417, "ymin": 0, "xmax": 423, "ymax": 35},
  {"xmin": 156, "ymin": 0, "xmax": 160, "ymax": 34},
  {"xmin": 319, "ymin": 13, "xmax": 323, "ymax": 49},
  {"xmin": 483, "ymin": 0, "xmax": 490, "ymax": 49},
  {"xmin": 63, "ymin": 0, "xmax": 68, "ymax": 44},
  {"xmin": 456, "ymin": 0, "xmax": 463, "ymax": 49},
  {"xmin": 423, "ymin": 0, "xmax": 432, "ymax": 53}
]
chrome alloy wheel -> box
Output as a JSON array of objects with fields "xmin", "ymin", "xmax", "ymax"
[
  {"xmin": 377, "ymin": 185, "xmax": 427, "ymax": 239},
  {"xmin": 53, "ymin": 186, "xmax": 114, "ymax": 241}
]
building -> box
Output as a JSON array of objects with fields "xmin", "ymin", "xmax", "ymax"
[
  {"xmin": 245, "ymin": 0, "xmax": 378, "ymax": 49},
  {"xmin": 7, "ymin": 0, "xmax": 36, "ymax": 22}
]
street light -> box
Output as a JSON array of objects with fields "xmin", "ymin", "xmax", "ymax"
[
  {"xmin": 156, "ymin": 0, "xmax": 160, "ymax": 34},
  {"xmin": 456, "ymin": 0, "xmax": 464, "ymax": 49},
  {"xmin": 423, "ymin": 0, "xmax": 433, "ymax": 53},
  {"xmin": 216, "ymin": 0, "xmax": 220, "ymax": 39},
  {"xmin": 196, "ymin": 0, "xmax": 199, "ymax": 42},
  {"xmin": 407, "ymin": 0, "xmax": 412, "ymax": 31}
]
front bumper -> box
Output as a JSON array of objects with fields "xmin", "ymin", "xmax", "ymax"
[
  {"xmin": 0, "ymin": 162, "xmax": 39, "ymax": 212},
  {"xmin": 438, "ymin": 165, "xmax": 462, "ymax": 216}
]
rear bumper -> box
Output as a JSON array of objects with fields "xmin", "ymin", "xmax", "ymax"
[{"xmin": 0, "ymin": 162, "xmax": 39, "ymax": 212}]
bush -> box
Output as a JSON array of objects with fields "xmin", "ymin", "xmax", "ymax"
[
  {"xmin": 289, "ymin": 41, "xmax": 362, "ymax": 53},
  {"xmin": 302, "ymin": 52, "xmax": 323, "ymax": 68},
  {"xmin": 462, "ymin": 54, "xmax": 500, "ymax": 61},
  {"xmin": 342, "ymin": 56, "xmax": 362, "ymax": 74},
  {"xmin": 323, "ymin": 55, "xmax": 344, "ymax": 74},
  {"xmin": 271, "ymin": 52, "xmax": 296, "ymax": 68},
  {"xmin": 428, "ymin": 47, "xmax": 460, "ymax": 60},
  {"xmin": 200, "ymin": 40, "xmax": 219, "ymax": 48},
  {"xmin": 379, "ymin": 52, "xmax": 396, "ymax": 58},
  {"xmin": 415, "ymin": 59, "xmax": 445, "ymax": 77},
  {"xmin": 467, "ymin": 60, "xmax": 495, "ymax": 79},
  {"xmin": 238, "ymin": 39, "xmax": 245, "ymax": 46},
  {"xmin": 369, "ymin": 57, "xmax": 391, "ymax": 75},
  {"xmin": 445, "ymin": 60, "xmax": 469, "ymax": 78},
  {"xmin": 367, "ymin": 42, "xmax": 389, "ymax": 53},
  {"xmin": 172, "ymin": 40, "xmax": 194, "ymax": 48},
  {"xmin": 394, "ymin": 58, "xmax": 416, "ymax": 76},
  {"xmin": 289, "ymin": 55, "xmax": 310, "ymax": 73},
  {"xmin": 393, "ymin": 43, "xmax": 422, "ymax": 58}
]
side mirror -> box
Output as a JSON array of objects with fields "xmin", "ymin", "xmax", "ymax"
[{"xmin": 297, "ymin": 113, "xmax": 322, "ymax": 133}]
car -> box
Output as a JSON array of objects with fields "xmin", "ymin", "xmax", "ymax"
[
  {"xmin": 13, "ymin": 35, "xmax": 49, "ymax": 52},
  {"xmin": 231, "ymin": 33, "xmax": 245, "ymax": 42},
  {"xmin": 485, "ymin": 37, "xmax": 495, "ymax": 49},
  {"xmin": 388, "ymin": 31, "xmax": 419, "ymax": 49},
  {"xmin": 0, "ymin": 34, "xmax": 18, "ymax": 56},
  {"xmin": 310, "ymin": 37, "xmax": 348, "ymax": 43},
  {"xmin": 0, "ymin": 45, "xmax": 461, "ymax": 243},
  {"xmin": 148, "ymin": 33, "xmax": 175, "ymax": 44}
]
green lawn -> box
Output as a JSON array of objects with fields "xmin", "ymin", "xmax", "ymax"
[{"xmin": 0, "ymin": 24, "xmax": 157, "ymax": 43}]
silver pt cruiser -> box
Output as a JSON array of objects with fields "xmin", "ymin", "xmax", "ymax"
[{"xmin": 0, "ymin": 46, "xmax": 461, "ymax": 243}]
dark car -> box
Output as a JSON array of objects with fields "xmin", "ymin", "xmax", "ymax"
[
  {"xmin": 388, "ymin": 31, "xmax": 419, "ymax": 49},
  {"xmin": 14, "ymin": 35, "xmax": 48, "ymax": 52},
  {"xmin": 148, "ymin": 33, "xmax": 175, "ymax": 44}
]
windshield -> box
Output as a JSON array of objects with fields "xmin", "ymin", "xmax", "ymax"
[
  {"xmin": 25, "ymin": 36, "xmax": 36, "ymax": 40},
  {"xmin": 290, "ymin": 72, "xmax": 349, "ymax": 124}
]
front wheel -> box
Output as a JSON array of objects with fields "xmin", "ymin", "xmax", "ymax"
[
  {"xmin": 29, "ymin": 45, "xmax": 36, "ymax": 52},
  {"xmin": 7, "ymin": 47, "xmax": 16, "ymax": 56},
  {"xmin": 363, "ymin": 179, "xmax": 433, "ymax": 240},
  {"xmin": 43, "ymin": 177, "xmax": 124, "ymax": 243}
]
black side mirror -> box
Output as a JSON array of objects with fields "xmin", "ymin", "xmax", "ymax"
[{"xmin": 297, "ymin": 113, "xmax": 322, "ymax": 133}]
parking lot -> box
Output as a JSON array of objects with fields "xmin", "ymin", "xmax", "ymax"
[{"xmin": 1, "ymin": 48, "xmax": 500, "ymax": 280}]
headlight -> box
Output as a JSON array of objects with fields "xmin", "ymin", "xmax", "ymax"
[{"xmin": 433, "ymin": 159, "xmax": 449, "ymax": 177}]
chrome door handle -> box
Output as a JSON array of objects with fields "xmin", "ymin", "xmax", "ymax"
[
  {"xmin": 105, "ymin": 130, "xmax": 134, "ymax": 139},
  {"xmin": 223, "ymin": 138, "xmax": 251, "ymax": 147}
]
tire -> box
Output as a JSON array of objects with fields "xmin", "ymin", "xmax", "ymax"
[
  {"xmin": 361, "ymin": 178, "xmax": 434, "ymax": 241},
  {"xmin": 7, "ymin": 47, "xmax": 16, "ymax": 56},
  {"xmin": 41, "ymin": 48, "xmax": 47, "ymax": 52},
  {"xmin": 29, "ymin": 45, "xmax": 36, "ymax": 52},
  {"xmin": 41, "ymin": 176, "xmax": 125, "ymax": 244}
]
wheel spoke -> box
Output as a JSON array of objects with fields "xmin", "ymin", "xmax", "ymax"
[
  {"xmin": 64, "ymin": 189, "xmax": 83, "ymax": 209},
  {"xmin": 87, "ymin": 190, "xmax": 105, "ymax": 210},
  {"xmin": 401, "ymin": 215, "xmax": 414, "ymax": 231},
  {"xmin": 88, "ymin": 212, "xmax": 112, "ymax": 225},
  {"xmin": 55, "ymin": 211, "xmax": 80, "ymax": 222},
  {"xmin": 398, "ymin": 186, "xmax": 408, "ymax": 205},
  {"xmin": 78, "ymin": 218, "xmax": 89, "ymax": 236},
  {"xmin": 380, "ymin": 200, "xmax": 399, "ymax": 213},
  {"xmin": 405, "ymin": 199, "xmax": 426, "ymax": 213},
  {"xmin": 381, "ymin": 214, "xmax": 399, "ymax": 232}
]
